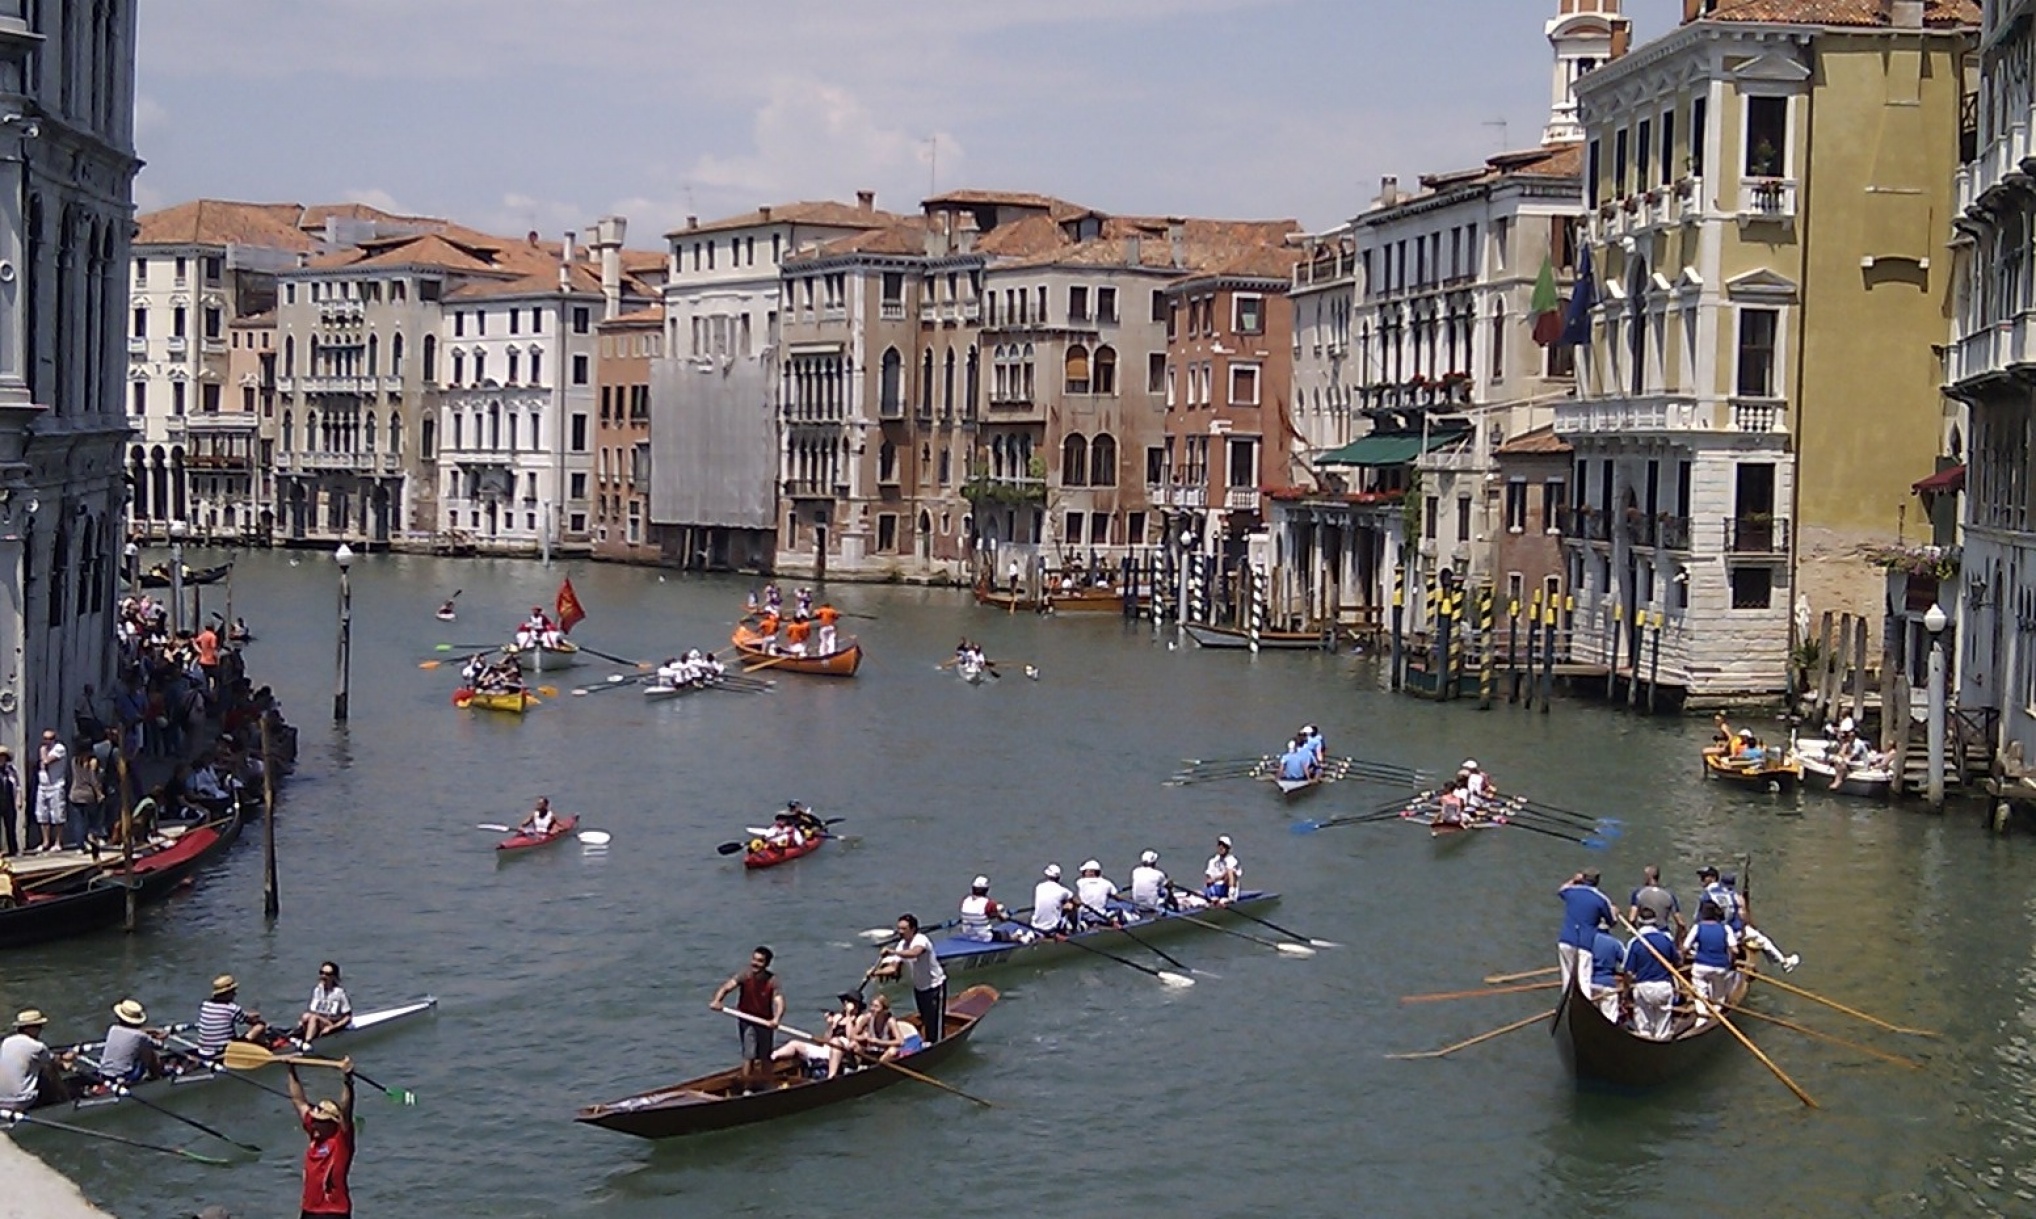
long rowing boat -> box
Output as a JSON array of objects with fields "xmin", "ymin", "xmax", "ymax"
[
  {"xmin": 973, "ymin": 583, "xmax": 1125, "ymax": 615},
  {"xmin": 35, "ymin": 997, "xmax": 437, "ymax": 1117},
  {"xmin": 0, "ymin": 811, "xmax": 244, "ymax": 950},
  {"xmin": 1183, "ymin": 622, "xmax": 1336, "ymax": 651},
  {"xmin": 928, "ymin": 890, "xmax": 1278, "ymax": 974},
  {"xmin": 643, "ymin": 677, "xmax": 720, "ymax": 700},
  {"xmin": 1550, "ymin": 969, "xmax": 1752, "ymax": 1088},
  {"xmin": 575, "ymin": 985, "xmax": 998, "ymax": 1138},
  {"xmin": 732, "ymin": 624, "xmax": 863, "ymax": 677}
]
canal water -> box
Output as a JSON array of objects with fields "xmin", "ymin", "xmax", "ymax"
[{"xmin": 6, "ymin": 549, "xmax": 2036, "ymax": 1217}]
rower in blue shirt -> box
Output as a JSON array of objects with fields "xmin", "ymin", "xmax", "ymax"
[
  {"xmin": 1278, "ymin": 742, "xmax": 1313, "ymax": 782},
  {"xmin": 1556, "ymin": 869, "xmax": 1615, "ymax": 994},
  {"xmin": 1621, "ymin": 907, "xmax": 1681, "ymax": 1038},
  {"xmin": 1588, "ymin": 929, "xmax": 1626, "ymax": 1023},
  {"xmin": 1680, "ymin": 898, "xmax": 1741, "ymax": 1011},
  {"xmin": 1300, "ymin": 725, "xmax": 1325, "ymax": 771}
]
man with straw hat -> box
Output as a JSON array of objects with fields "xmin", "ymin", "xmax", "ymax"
[
  {"xmin": 97, "ymin": 999, "xmax": 164, "ymax": 1084},
  {"xmin": 286, "ymin": 1055, "xmax": 356, "ymax": 1218},
  {"xmin": 0, "ymin": 1008, "xmax": 72, "ymax": 1109},
  {"xmin": 195, "ymin": 974, "xmax": 266, "ymax": 1058}
]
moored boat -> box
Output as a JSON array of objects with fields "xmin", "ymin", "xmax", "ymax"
[
  {"xmin": 973, "ymin": 582, "xmax": 1125, "ymax": 615},
  {"xmin": 497, "ymin": 815, "xmax": 579, "ymax": 852},
  {"xmin": 574, "ymin": 985, "xmax": 999, "ymax": 1138},
  {"xmin": 930, "ymin": 890, "xmax": 1279, "ymax": 974},
  {"xmin": 501, "ymin": 640, "xmax": 583, "ymax": 671},
  {"xmin": 731, "ymin": 624, "xmax": 862, "ymax": 677},
  {"xmin": 453, "ymin": 687, "xmax": 536, "ymax": 714},
  {"xmin": 1550, "ymin": 969, "xmax": 1752, "ymax": 1088},
  {"xmin": 0, "ymin": 812, "xmax": 244, "ymax": 950},
  {"xmin": 1183, "ymin": 622, "xmax": 1335, "ymax": 651},
  {"xmin": 1793, "ymin": 738, "xmax": 1893, "ymax": 799}
]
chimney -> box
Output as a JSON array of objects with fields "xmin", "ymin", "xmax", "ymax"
[
  {"xmin": 1167, "ymin": 216, "xmax": 1187, "ymax": 270},
  {"xmin": 1124, "ymin": 233, "xmax": 1142, "ymax": 267},
  {"xmin": 560, "ymin": 230, "xmax": 575, "ymax": 292},
  {"xmin": 759, "ymin": 205, "xmax": 773, "ymax": 223},
  {"xmin": 685, "ymin": 215, "xmax": 698, "ymax": 231},
  {"xmin": 955, "ymin": 212, "xmax": 979, "ymax": 254},
  {"xmin": 1610, "ymin": 23, "xmax": 1630, "ymax": 58},
  {"xmin": 1882, "ymin": 0, "xmax": 1923, "ymax": 27},
  {"xmin": 1681, "ymin": 0, "xmax": 1715, "ymax": 22},
  {"xmin": 591, "ymin": 215, "xmax": 627, "ymax": 320},
  {"xmin": 856, "ymin": 189, "xmax": 876, "ymax": 215},
  {"xmin": 527, "ymin": 229, "xmax": 540, "ymax": 247},
  {"xmin": 1378, "ymin": 176, "xmax": 1400, "ymax": 207}
]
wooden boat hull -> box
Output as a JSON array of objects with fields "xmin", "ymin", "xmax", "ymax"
[
  {"xmin": 503, "ymin": 642, "xmax": 583, "ymax": 672},
  {"xmin": 974, "ymin": 584, "xmax": 1125, "ymax": 614},
  {"xmin": 1551, "ymin": 969, "xmax": 1751, "ymax": 1088},
  {"xmin": 454, "ymin": 688, "xmax": 535, "ymax": 714},
  {"xmin": 1793, "ymin": 741, "xmax": 1893, "ymax": 799},
  {"xmin": 575, "ymin": 985, "xmax": 999, "ymax": 1138},
  {"xmin": 1701, "ymin": 751, "xmax": 1801, "ymax": 790},
  {"xmin": 931, "ymin": 890, "xmax": 1278, "ymax": 974},
  {"xmin": 1183, "ymin": 622, "xmax": 1333, "ymax": 651},
  {"xmin": 744, "ymin": 835, "xmax": 824, "ymax": 870},
  {"xmin": 133, "ymin": 563, "xmax": 232, "ymax": 589},
  {"xmin": 732, "ymin": 626, "xmax": 862, "ymax": 676},
  {"xmin": 0, "ymin": 812, "xmax": 242, "ymax": 949},
  {"xmin": 498, "ymin": 815, "xmax": 579, "ymax": 852}
]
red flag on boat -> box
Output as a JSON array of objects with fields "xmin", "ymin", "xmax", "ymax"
[{"xmin": 555, "ymin": 578, "xmax": 586, "ymax": 634}]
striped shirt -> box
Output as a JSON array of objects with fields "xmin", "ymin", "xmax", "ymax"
[{"xmin": 196, "ymin": 999, "xmax": 249, "ymax": 1056}]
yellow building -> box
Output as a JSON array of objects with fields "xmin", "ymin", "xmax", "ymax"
[{"xmin": 1558, "ymin": 0, "xmax": 1976, "ymax": 701}]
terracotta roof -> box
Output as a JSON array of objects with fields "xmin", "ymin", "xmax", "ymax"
[
  {"xmin": 923, "ymin": 189, "xmax": 1091, "ymax": 219},
  {"xmin": 620, "ymin": 249, "xmax": 667, "ymax": 274},
  {"xmin": 297, "ymin": 201, "xmax": 445, "ymax": 232},
  {"xmin": 310, "ymin": 231, "xmax": 505, "ymax": 274},
  {"xmin": 601, "ymin": 304, "xmax": 665, "ymax": 329},
  {"xmin": 442, "ymin": 264, "xmax": 608, "ymax": 301},
  {"xmin": 229, "ymin": 309, "xmax": 276, "ymax": 327},
  {"xmin": 1406, "ymin": 143, "xmax": 1585, "ymax": 199},
  {"xmin": 666, "ymin": 200, "xmax": 895, "ymax": 239},
  {"xmin": 1494, "ymin": 425, "xmax": 1573, "ymax": 457},
  {"xmin": 135, "ymin": 200, "xmax": 318, "ymax": 251},
  {"xmin": 987, "ymin": 215, "xmax": 1299, "ymax": 275},
  {"xmin": 791, "ymin": 217, "xmax": 939, "ymax": 261},
  {"xmin": 1697, "ymin": 0, "xmax": 1976, "ymax": 27}
]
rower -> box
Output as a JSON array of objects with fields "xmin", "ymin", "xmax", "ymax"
[
  {"xmin": 656, "ymin": 656, "xmax": 685, "ymax": 687},
  {"xmin": 1301, "ymin": 725, "xmax": 1326, "ymax": 773},
  {"xmin": 763, "ymin": 583, "xmax": 782, "ymax": 613},
  {"xmin": 1074, "ymin": 860, "xmax": 1123, "ymax": 928},
  {"xmin": 518, "ymin": 798, "xmax": 559, "ymax": 838},
  {"xmin": 1626, "ymin": 865, "xmax": 1686, "ymax": 941},
  {"xmin": 1128, "ymin": 850, "xmax": 1174, "ymax": 913},
  {"xmin": 1203, "ymin": 835, "xmax": 1242, "ymax": 905},
  {"xmin": 97, "ymin": 999, "xmax": 165, "ymax": 1084},
  {"xmin": 1462, "ymin": 759, "xmax": 1494, "ymax": 803},
  {"xmin": 1434, "ymin": 779, "xmax": 1469, "ymax": 828},
  {"xmin": 1706, "ymin": 868, "xmax": 1799, "ymax": 973},
  {"xmin": 1622, "ymin": 908, "xmax": 1681, "ymax": 1039},
  {"xmin": 871, "ymin": 914, "xmax": 947, "ymax": 1045},
  {"xmin": 757, "ymin": 612, "xmax": 781, "ymax": 652},
  {"xmin": 1031, "ymin": 864, "xmax": 1077, "ymax": 935},
  {"xmin": 795, "ymin": 587, "xmax": 813, "ymax": 618},
  {"xmin": 762, "ymin": 812, "xmax": 802, "ymax": 849},
  {"xmin": 708, "ymin": 946, "xmax": 784, "ymax": 1090},
  {"xmin": 1588, "ymin": 929, "xmax": 1626, "ymax": 1025},
  {"xmin": 1556, "ymin": 870, "xmax": 1614, "ymax": 993},
  {"xmin": 784, "ymin": 617, "xmax": 813, "ymax": 657},
  {"xmin": 0, "ymin": 1009, "xmax": 73, "ymax": 1110},
  {"xmin": 1277, "ymin": 739, "xmax": 1314, "ymax": 783},
  {"xmin": 815, "ymin": 604, "xmax": 840, "ymax": 654},
  {"xmin": 196, "ymin": 975, "xmax": 267, "ymax": 1058},
  {"xmin": 785, "ymin": 801, "xmax": 825, "ymax": 840},
  {"xmin": 1681, "ymin": 898, "xmax": 1740, "ymax": 1009},
  {"xmin": 293, "ymin": 962, "xmax": 353, "ymax": 1042},
  {"xmin": 436, "ymin": 599, "xmax": 457, "ymax": 619},
  {"xmin": 958, "ymin": 875, "xmax": 1022, "ymax": 943}
]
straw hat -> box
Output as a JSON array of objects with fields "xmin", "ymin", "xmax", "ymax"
[
  {"xmin": 113, "ymin": 999, "xmax": 148, "ymax": 1026},
  {"xmin": 13, "ymin": 1009, "xmax": 46, "ymax": 1029},
  {"xmin": 308, "ymin": 1099, "xmax": 345, "ymax": 1125},
  {"xmin": 210, "ymin": 974, "xmax": 237, "ymax": 997}
]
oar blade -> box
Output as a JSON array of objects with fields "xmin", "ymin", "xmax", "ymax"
[
  {"xmin": 1157, "ymin": 971, "xmax": 1196, "ymax": 989},
  {"xmin": 1307, "ymin": 938, "xmax": 1344, "ymax": 949},
  {"xmin": 1289, "ymin": 820, "xmax": 1323, "ymax": 834},
  {"xmin": 1582, "ymin": 835, "xmax": 1611, "ymax": 851},
  {"xmin": 1273, "ymin": 942, "xmax": 1317, "ymax": 958},
  {"xmin": 716, "ymin": 841, "xmax": 745, "ymax": 855}
]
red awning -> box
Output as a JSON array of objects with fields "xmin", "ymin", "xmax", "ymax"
[{"xmin": 1911, "ymin": 464, "xmax": 1965, "ymax": 495}]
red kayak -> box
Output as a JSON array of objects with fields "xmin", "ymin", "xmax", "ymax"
[
  {"xmin": 744, "ymin": 835, "xmax": 824, "ymax": 870},
  {"xmin": 497, "ymin": 815, "xmax": 579, "ymax": 853}
]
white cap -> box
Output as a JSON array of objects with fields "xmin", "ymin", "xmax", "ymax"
[
  {"xmin": 1463, "ymin": 759, "xmax": 1479, "ymax": 770},
  {"xmin": 1839, "ymin": 716, "xmax": 1856, "ymax": 733},
  {"xmin": 1139, "ymin": 850, "xmax": 1159, "ymax": 865},
  {"xmin": 1303, "ymin": 724, "xmax": 1318, "ymax": 736},
  {"xmin": 1217, "ymin": 835, "xmax": 1233, "ymax": 848},
  {"xmin": 971, "ymin": 875, "xmax": 990, "ymax": 890},
  {"xmin": 1080, "ymin": 859, "xmax": 1101, "ymax": 873},
  {"xmin": 1043, "ymin": 863, "xmax": 1062, "ymax": 880}
]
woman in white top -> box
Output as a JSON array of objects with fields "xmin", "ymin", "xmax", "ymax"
[
  {"xmin": 1203, "ymin": 835, "xmax": 1241, "ymax": 905},
  {"xmin": 293, "ymin": 961, "xmax": 353, "ymax": 1042}
]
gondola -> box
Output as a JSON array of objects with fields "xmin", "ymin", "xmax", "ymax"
[
  {"xmin": 731, "ymin": 624, "xmax": 862, "ymax": 677},
  {"xmin": 0, "ymin": 811, "xmax": 243, "ymax": 950},
  {"xmin": 930, "ymin": 890, "xmax": 1278, "ymax": 974},
  {"xmin": 130, "ymin": 563, "xmax": 232, "ymax": 590},
  {"xmin": 574, "ymin": 985, "xmax": 1000, "ymax": 1139},
  {"xmin": 1182, "ymin": 622, "xmax": 1336, "ymax": 651},
  {"xmin": 1550, "ymin": 969, "xmax": 1752, "ymax": 1088},
  {"xmin": 973, "ymin": 582, "xmax": 1125, "ymax": 615}
]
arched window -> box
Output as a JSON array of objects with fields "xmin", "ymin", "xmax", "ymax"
[
  {"xmin": 451, "ymin": 410, "xmax": 462, "ymax": 450},
  {"xmin": 283, "ymin": 334, "xmax": 295, "ymax": 377},
  {"xmin": 1062, "ymin": 433, "xmax": 1088, "ymax": 487},
  {"xmin": 367, "ymin": 333, "xmax": 379, "ymax": 377},
  {"xmin": 920, "ymin": 349, "xmax": 934, "ymax": 413},
  {"xmin": 305, "ymin": 410, "xmax": 318, "ymax": 451},
  {"xmin": 281, "ymin": 411, "xmax": 293, "ymax": 452},
  {"xmin": 1090, "ymin": 433, "xmax": 1117, "ymax": 487},
  {"xmin": 420, "ymin": 415, "xmax": 433, "ymax": 458},
  {"xmin": 1065, "ymin": 344, "xmax": 1091, "ymax": 394},
  {"xmin": 1021, "ymin": 344, "xmax": 1036, "ymax": 400},
  {"xmin": 964, "ymin": 346, "xmax": 979, "ymax": 416},
  {"xmin": 879, "ymin": 440, "xmax": 897, "ymax": 483},
  {"xmin": 991, "ymin": 434, "xmax": 1006, "ymax": 479},
  {"xmin": 364, "ymin": 412, "xmax": 377, "ymax": 452},
  {"xmin": 488, "ymin": 402, "xmax": 501, "ymax": 450},
  {"xmin": 880, "ymin": 347, "xmax": 902, "ymax": 416},
  {"xmin": 451, "ymin": 350, "xmax": 465, "ymax": 385},
  {"xmin": 942, "ymin": 347, "xmax": 956, "ymax": 415},
  {"xmin": 391, "ymin": 412, "xmax": 403, "ymax": 456},
  {"xmin": 1626, "ymin": 259, "xmax": 1648, "ymax": 397},
  {"xmin": 422, "ymin": 334, "xmax": 438, "ymax": 381},
  {"xmin": 1093, "ymin": 345, "xmax": 1117, "ymax": 395},
  {"xmin": 391, "ymin": 332, "xmax": 405, "ymax": 377}
]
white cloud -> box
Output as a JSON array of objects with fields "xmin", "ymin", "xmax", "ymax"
[
  {"xmin": 133, "ymin": 93, "xmax": 170, "ymax": 138},
  {"xmin": 342, "ymin": 187, "xmax": 412, "ymax": 215}
]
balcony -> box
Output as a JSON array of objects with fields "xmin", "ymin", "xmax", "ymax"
[
  {"xmin": 126, "ymin": 337, "xmax": 146, "ymax": 356},
  {"xmin": 962, "ymin": 301, "xmax": 982, "ymax": 323},
  {"xmin": 202, "ymin": 338, "xmax": 227, "ymax": 356},
  {"xmin": 1724, "ymin": 516, "xmax": 1790, "ymax": 557},
  {"xmin": 1657, "ymin": 514, "xmax": 1692, "ymax": 551},
  {"xmin": 274, "ymin": 451, "xmax": 403, "ymax": 476},
  {"xmin": 1561, "ymin": 507, "xmax": 1610, "ymax": 542},
  {"xmin": 879, "ymin": 300, "xmax": 906, "ymax": 321},
  {"xmin": 1620, "ymin": 511, "xmax": 1657, "ymax": 549},
  {"xmin": 1960, "ymin": 120, "xmax": 2034, "ymax": 219},
  {"xmin": 1224, "ymin": 487, "xmax": 1261, "ymax": 512},
  {"xmin": 1736, "ymin": 177, "xmax": 1799, "ymax": 227},
  {"xmin": 784, "ymin": 478, "xmax": 842, "ymax": 498},
  {"xmin": 1729, "ymin": 400, "xmax": 1785, "ymax": 433},
  {"xmin": 1555, "ymin": 394, "xmax": 1709, "ymax": 435},
  {"xmin": 1173, "ymin": 485, "xmax": 1207, "ymax": 508},
  {"xmin": 166, "ymin": 336, "xmax": 187, "ymax": 355}
]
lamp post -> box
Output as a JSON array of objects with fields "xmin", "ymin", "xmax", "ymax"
[
  {"xmin": 167, "ymin": 521, "xmax": 187, "ymax": 637},
  {"xmin": 1923, "ymin": 602, "xmax": 1948, "ymax": 810},
  {"xmin": 333, "ymin": 543, "xmax": 353, "ymax": 723}
]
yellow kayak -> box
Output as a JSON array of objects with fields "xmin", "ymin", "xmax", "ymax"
[{"xmin": 453, "ymin": 687, "xmax": 537, "ymax": 714}]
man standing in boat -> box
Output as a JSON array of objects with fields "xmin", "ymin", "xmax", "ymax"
[
  {"xmin": 814, "ymin": 603, "xmax": 840, "ymax": 655},
  {"xmin": 1622, "ymin": 909, "xmax": 1681, "ymax": 1039},
  {"xmin": 872, "ymin": 914, "xmax": 947, "ymax": 1046},
  {"xmin": 1626, "ymin": 865, "xmax": 1686, "ymax": 941},
  {"xmin": 710, "ymin": 947, "xmax": 785, "ymax": 1090},
  {"xmin": 1556, "ymin": 870, "xmax": 1615, "ymax": 992}
]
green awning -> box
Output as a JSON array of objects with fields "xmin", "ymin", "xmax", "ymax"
[{"xmin": 1315, "ymin": 432, "xmax": 1460, "ymax": 468}]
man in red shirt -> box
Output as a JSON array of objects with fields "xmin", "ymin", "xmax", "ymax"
[
  {"xmin": 287, "ymin": 1056, "xmax": 355, "ymax": 1218},
  {"xmin": 709, "ymin": 946, "xmax": 784, "ymax": 1091}
]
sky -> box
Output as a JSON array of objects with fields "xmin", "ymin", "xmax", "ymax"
[{"xmin": 133, "ymin": 0, "xmax": 1675, "ymax": 246}]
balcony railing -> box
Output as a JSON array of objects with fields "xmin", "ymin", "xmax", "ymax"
[
  {"xmin": 1730, "ymin": 400, "xmax": 1784, "ymax": 433},
  {"xmin": 1561, "ymin": 507, "xmax": 1610, "ymax": 542},
  {"xmin": 1737, "ymin": 177, "xmax": 1799, "ymax": 225},
  {"xmin": 1224, "ymin": 487, "xmax": 1261, "ymax": 511},
  {"xmin": 1724, "ymin": 516, "xmax": 1789, "ymax": 556},
  {"xmin": 879, "ymin": 301, "xmax": 905, "ymax": 321},
  {"xmin": 1173, "ymin": 485, "xmax": 1207, "ymax": 508},
  {"xmin": 126, "ymin": 337, "xmax": 146, "ymax": 356},
  {"xmin": 1620, "ymin": 512, "xmax": 1657, "ymax": 548},
  {"xmin": 166, "ymin": 336, "xmax": 187, "ymax": 355},
  {"xmin": 1658, "ymin": 514, "xmax": 1692, "ymax": 551}
]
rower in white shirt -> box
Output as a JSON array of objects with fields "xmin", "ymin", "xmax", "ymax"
[
  {"xmin": 1128, "ymin": 849, "xmax": 1172, "ymax": 912},
  {"xmin": 1073, "ymin": 860, "xmax": 1122, "ymax": 927},
  {"xmin": 1031, "ymin": 864, "xmax": 1076, "ymax": 935},
  {"xmin": 1203, "ymin": 835, "xmax": 1242, "ymax": 905}
]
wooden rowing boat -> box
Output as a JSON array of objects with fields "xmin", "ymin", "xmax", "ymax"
[
  {"xmin": 973, "ymin": 582, "xmax": 1125, "ymax": 615},
  {"xmin": 1793, "ymin": 738, "xmax": 1894, "ymax": 799},
  {"xmin": 1183, "ymin": 622, "xmax": 1336, "ymax": 651},
  {"xmin": 132, "ymin": 562, "xmax": 232, "ymax": 590},
  {"xmin": 38, "ymin": 997, "xmax": 437, "ymax": 1117},
  {"xmin": 497, "ymin": 815, "xmax": 579, "ymax": 853},
  {"xmin": 575, "ymin": 985, "xmax": 998, "ymax": 1139},
  {"xmin": 732, "ymin": 624, "xmax": 862, "ymax": 677},
  {"xmin": 1701, "ymin": 749, "xmax": 1801, "ymax": 790},
  {"xmin": 1550, "ymin": 967, "xmax": 1752, "ymax": 1088},
  {"xmin": 0, "ymin": 811, "xmax": 244, "ymax": 950},
  {"xmin": 453, "ymin": 687, "xmax": 536, "ymax": 714},
  {"xmin": 744, "ymin": 834, "xmax": 824, "ymax": 870},
  {"xmin": 502, "ymin": 640, "xmax": 584, "ymax": 671},
  {"xmin": 930, "ymin": 890, "xmax": 1278, "ymax": 974}
]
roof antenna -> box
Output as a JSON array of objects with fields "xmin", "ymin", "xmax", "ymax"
[
  {"xmin": 1483, "ymin": 119, "xmax": 1509, "ymax": 153},
  {"xmin": 926, "ymin": 134, "xmax": 938, "ymax": 197}
]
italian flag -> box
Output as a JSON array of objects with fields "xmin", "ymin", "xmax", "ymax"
[{"xmin": 1530, "ymin": 256, "xmax": 1563, "ymax": 347}]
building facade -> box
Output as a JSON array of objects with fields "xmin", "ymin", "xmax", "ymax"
[
  {"xmin": 592, "ymin": 304, "xmax": 660, "ymax": 562},
  {"xmin": 1562, "ymin": 0, "xmax": 1975, "ymax": 701}
]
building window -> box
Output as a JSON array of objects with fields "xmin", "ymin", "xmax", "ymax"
[
  {"xmin": 876, "ymin": 513, "xmax": 897, "ymax": 553},
  {"xmin": 1736, "ymin": 308, "xmax": 1779, "ymax": 398},
  {"xmin": 1093, "ymin": 346, "xmax": 1117, "ymax": 395},
  {"xmin": 131, "ymin": 381, "xmax": 145, "ymax": 415},
  {"xmin": 1586, "ymin": 139, "xmax": 1601, "ymax": 209},
  {"xmin": 1505, "ymin": 480, "xmax": 1528, "ymax": 532},
  {"xmin": 570, "ymin": 472, "xmax": 587, "ymax": 499},
  {"xmin": 1091, "ymin": 434, "xmax": 1117, "ymax": 487},
  {"xmin": 1613, "ymin": 128, "xmax": 1629, "ymax": 195},
  {"xmin": 1068, "ymin": 285, "xmax": 1089, "ymax": 322},
  {"xmin": 1229, "ymin": 363, "xmax": 1260, "ymax": 406},
  {"xmin": 172, "ymin": 382, "xmax": 185, "ymax": 416},
  {"xmin": 1424, "ymin": 495, "xmax": 1438, "ymax": 541},
  {"xmin": 1730, "ymin": 565, "xmax": 1773, "ymax": 610},
  {"xmin": 1456, "ymin": 495, "xmax": 1472, "ymax": 541},
  {"xmin": 573, "ymin": 307, "xmax": 591, "ymax": 334},
  {"xmin": 572, "ymin": 354, "xmax": 589, "ymax": 385},
  {"xmin": 1543, "ymin": 479, "xmax": 1565, "ymax": 534},
  {"xmin": 1065, "ymin": 345, "xmax": 1090, "ymax": 395},
  {"xmin": 1096, "ymin": 286, "xmax": 1117, "ymax": 322},
  {"xmin": 1745, "ymin": 95, "xmax": 1787, "ymax": 178},
  {"xmin": 1147, "ymin": 352, "xmax": 1167, "ymax": 394},
  {"xmin": 1233, "ymin": 295, "xmax": 1264, "ymax": 335},
  {"xmin": 570, "ymin": 414, "xmax": 588, "ymax": 452},
  {"xmin": 1691, "ymin": 96, "xmax": 1708, "ymax": 176},
  {"xmin": 1490, "ymin": 303, "xmax": 1507, "ymax": 381}
]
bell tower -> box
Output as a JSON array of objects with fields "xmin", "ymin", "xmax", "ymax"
[{"xmin": 1545, "ymin": 0, "xmax": 1632, "ymax": 145}]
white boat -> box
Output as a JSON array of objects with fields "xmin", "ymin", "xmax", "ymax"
[
  {"xmin": 503, "ymin": 640, "xmax": 584, "ymax": 671},
  {"xmin": 644, "ymin": 678, "xmax": 715, "ymax": 700},
  {"xmin": 1794, "ymin": 737, "xmax": 1894, "ymax": 799},
  {"xmin": 959, "ymin": 660, "xmax": 986, "ymax": 685}
]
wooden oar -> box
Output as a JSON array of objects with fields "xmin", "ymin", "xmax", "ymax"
[
  {"xmin": 1484, "ymin": 965, "xmax": 1560, "ymax": 986},
  {"xmin": 162, "ymin": 1035, "xmax": 294, "ymax": 1100},
  {"xmin": 1046, "ymin": 928, "xmax": 1195, "ymax": 987},
  {"xmin": 1728, "ymin": 1007, "xmax": 1923, "ymax": 1069},
  {"xmin": 0, "ymin": 1107, "xmax": 233, "ymax": 1165},
  {"xmin": 19, "ymin": 861, "xmax": 105, "ymax": 892},
  {"xmin": 573, "ymin": 644, "xmax": 650, "ymax": 668},
  {"xmin": 1491, "ymin": 817, "xmax": 1612, "ymax": 850},
  {"xmin": 1099, "ymin": 914, "xmax": 1200, "ymax": 975},
  {"xmin": 1385, "ymin": 1009, "xmax": 1555, "ymax": 1060},
  {"xmin": 721, "ymin": 1009, "xmax": 991, "ymax": 1107},
  {"xmin": 476, "ymin": 823, "xmax": 516, "ymax": 833},
  {"xmin": 1614, "ymin": 912, "xmax": 1817, "ymax": 1108},
  {"xmin": 1747, "ymin": 973, "xmax": 1940, "ymax": 1037},
  {"xmin": 1401, "ymin": 980, "xmax": 1560, "ymax": 1003},
  {"xmin": 220, "ymin": 1042, "xmax": 415, "ymax": 1104},
  {"xmin": 744, "ymin": 654, "xmax": 795, "ymax": 674}
]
